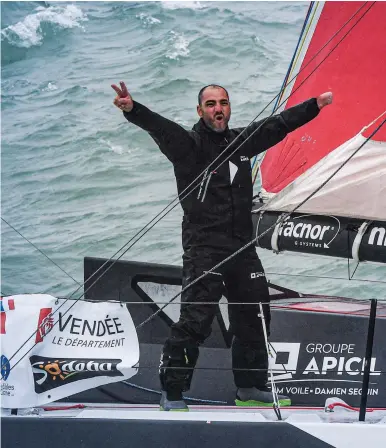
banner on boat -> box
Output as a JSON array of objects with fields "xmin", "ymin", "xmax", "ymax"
[
  {"xmin": 253, "ymin": 210, "xmax": 386, "ymax": 263},
  {"xmin": 0, "ymin": 294, "xmax": 139, "ymax": 408}
]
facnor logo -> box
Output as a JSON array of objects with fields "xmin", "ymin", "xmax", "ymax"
[
  {"xmin": 278, "ymin": 216, "xmax": 340, "ymax": 249},
  {"xmin": 35, "ymin": 308, "xmax": 54, "ymax": 343},
  {"xmin": 367, "ymin": 226, "xmax": 386, "ymax": 246},
  {"xmin": 0, "ymin": 297, "xmax": 15, "ymax": 334},
  {"xmin": 30, "ymin": 356, "xmax": 124, "ymax": 393}
]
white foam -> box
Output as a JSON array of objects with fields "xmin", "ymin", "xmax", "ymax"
[
  {"xmin": 166, "ymin": 31, "xmax": 190, "ymax": 60},
  {"xmin": 1, "ymin": 5, "xmax": 87, "ymax": 48},
  {"xmin": 161, "ymin": 1, "xmax": 205, "ymax": 10},
  {"xmin": 42, "ymin": 82, "xmax": 58, "ymax": 92},
  {"xmin": 101, "ymin": 139, "xmax": 137, "ymax": 155},
  {"xmin": 135, "ymin": 13, "xmax": 161, "ymax": 26}
]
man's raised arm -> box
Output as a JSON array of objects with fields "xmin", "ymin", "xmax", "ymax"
[
  {"xmin": 111, "ymin": 81, "xmax": 194, "ymax": 163},
  {"xmin": 238, "ymin": 92, "xmax": 333, "ymax": 158}
]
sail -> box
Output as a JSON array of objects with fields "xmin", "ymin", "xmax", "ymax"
[{"xmin": 259, "ymin": 1, "xmax": 386, "ymax": 221}]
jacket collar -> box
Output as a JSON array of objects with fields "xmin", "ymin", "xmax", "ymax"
[{"xmin": 192, "ymin": 118, "xmax": 231, "ymax": 144}]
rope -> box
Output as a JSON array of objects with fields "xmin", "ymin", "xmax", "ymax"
[
  {"xmin": 265, "ymin": 272, "xmax": 386, "ymax": 285},
  {"xmin": 49, "ymin": 366, "xmax": 381, "ymax": 375},
  {"xmin": 259, "ymin": 302, "xmax": 282, "ymax": 420},
  {"xmin": 42, "ymin": 295, "xmax": 381, "ymax": 306},
  {"xmin": 251, "ymin": 0, "xmax": 320, "ymax": 184},
  {"xmin": 121, "ymin": 381, "xmax": 227, "ymax": 404},
  {"xmin": 1, "ymin": 217, "xmax": 82, "ymax": 287}
]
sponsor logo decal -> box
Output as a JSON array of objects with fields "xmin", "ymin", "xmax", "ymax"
[
  {"xmin": 35, "ymin": 308, "xmax": 54, "ymax": 343},
  {"xmin": 57, "ymin": 312, "xmax": 125, "ymax": 337},
  {"xmin": 367, "ymin": 226, "xmax": 386, "ymax": 247},
  {"xmin": 0, "ymin": 297, "xmax": 15, "ymax": 334},
  {"xmin": 30, "ymin": 356, "xmax": 124, "ymax": 393},
  {"xmin": 269, "ymin": 342, "xmax": 380, "ymax": 398},
  {"xmin": 1, "ymin": 355, "xmax": 11, "ymax": 381},
  {"xmin": 269, "ymin": 343, "xmax": 301, "ymax": 381},
  {"xmin": 279, "ymin": 215, "xmax": 340, "ymax": 249},
  {"xmin": 250, "ymin": 272, "xmax": 265, "ymax": 279}
]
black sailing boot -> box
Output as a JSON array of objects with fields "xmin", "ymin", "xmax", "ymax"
[
  {"xmin": 159, "ymin": 345, "xmax": 198, "ymax": 412},
  {"xmin": 159, "ymin": 390, "xmax": 189, "ymax": 412},
  {"xmin": 235, "ymin": 386, "xmax": 291, "ymax": 407}
]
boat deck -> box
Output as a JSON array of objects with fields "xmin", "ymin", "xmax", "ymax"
[{"xmin": 2, "ymin": 402, "xmax": 386, "ymax": 448}]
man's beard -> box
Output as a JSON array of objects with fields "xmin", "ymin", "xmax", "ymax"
[{"xmin": 205, "ymin": 116, "xmax": 229, "ymax": 133}]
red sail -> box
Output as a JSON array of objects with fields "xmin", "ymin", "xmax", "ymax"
[{"xmin": 260, "ymin": 1, "xmax": 386, "ymax": 194}]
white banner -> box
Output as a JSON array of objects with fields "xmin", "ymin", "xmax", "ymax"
[{"xmin": 0, "ymin": 294, "xmax": 139, "ymax": 408}]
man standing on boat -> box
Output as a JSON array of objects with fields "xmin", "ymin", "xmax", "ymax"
[{"xmin": 112, "ymin": 81, "xmax": 332, "ymax": 411}]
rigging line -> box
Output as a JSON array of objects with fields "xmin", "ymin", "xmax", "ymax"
[
  {"xmin": 252, "ymin": 1, "xmax": 339, "ymax": 177},
  {"xmin": 1, "ymin": 217, "xmax": 82, "ymax": 287},
  {"xmin": 267, "ymin": 118, "xmax": 385, "ymax": 223},
  {"xmin": 60, "ymin": 0, "xmax": 373, "ymax": 300},
  {"xmin": 259, "ymin": 302, "xmax": 282, "ymax": 420},
  {"xmin": 251, "ymin": 1, "xmax": 370, "ymax": 185},
  {"xmin": 57, "ymin": 297, "xmax": 379, "ymax": 306},
  {"xmin": 268, "ymin": 108, "xmax": 386, "ymax": 199},
  {"xmin": 251, "ymin": 2, "xmax": 318, "ymax": 179},
  {"xmin": 4, "ymin": 2, "xmax": 375, "ymax": 373},
  {"xmin": 347, "ymin": 226, "xmax": 351, "ymax": 280},
  {"xmin": 350, "ymin": 262, "xmax": 361, "ymax": 280},
  {"xmin": 134, "ymin": 112, "xmax": 384, "ymax": 332},
  {"xmin": 288, "ymin": 1, "xmax": 321, "ymax": 88},
  {"xmin": 265, "ymin": 272, "xmax": 386, "ymax": 285},
  {"xmin": 345, "ymin": 219, "xmax": 362, "ymax": 282},
  {"xmin": 120, "ymin": 382, "xmax": 228, "ymax": 404},
  {"xmin": 240, "ymin": 2, "xmax": 314, "ymax": 172},
  {"xmin": 45, "ymin": 300, "xmax": 271, "ymax": 306},
  {"xmin": 5, "ymin": 236, "xmax": 258, "ymax": 376},
  {"xmin": 274, "ymin": 1, "xmax": 316, "ymax": 111},
  {"xmin": 46, "ymin": 365, "xmax": 384, "ymax": 374},
  {"xmin": 252, "ymin": 162, "xmax": 260, "ymax": 185}
]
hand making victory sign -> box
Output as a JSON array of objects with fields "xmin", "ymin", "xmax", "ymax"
[{"xmin": 111, "ymin": 81, "xmax": 133, "ymax": 112}]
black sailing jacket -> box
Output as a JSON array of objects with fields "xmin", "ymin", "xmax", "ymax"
[{"xmin": 123, "ymin": 99, "xmax": 320, "ymax": 250}]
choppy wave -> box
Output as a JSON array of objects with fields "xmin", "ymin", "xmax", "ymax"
[
  {"xmin": 160, "ymin": 1, "xmax": 205, "ymax": 10},
  {"xmin": 41, "ymin": 81, "xmax": 58, "ymax": 92},
  {"xmin": 135, "ymin": 12, "xmax": 162, "ymax": 26},
  {"xmin": 1, "ymin": 4, "xmax": 86, "ymax": 65},
  {"xmin": 1, "ymin": 4, "xmax": 86, "ymax": 48}
]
